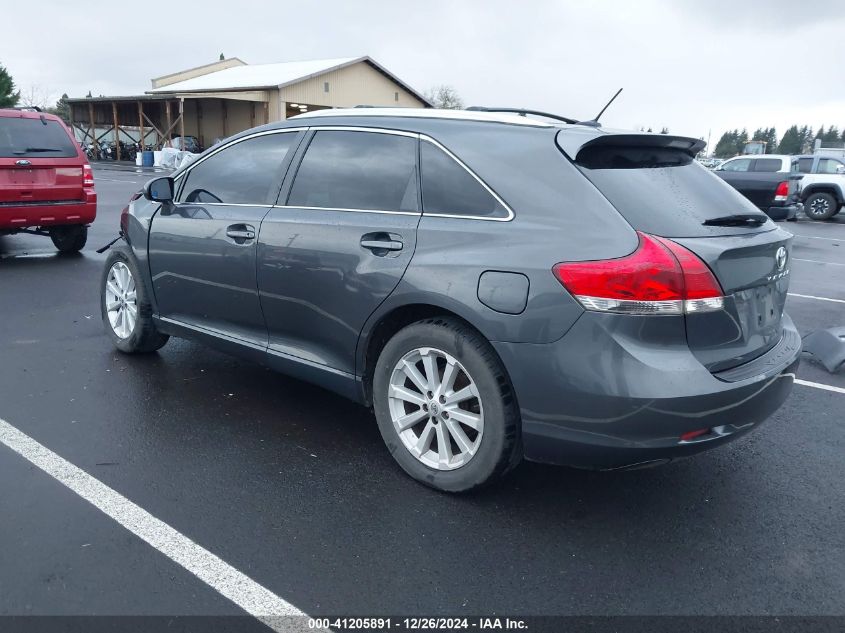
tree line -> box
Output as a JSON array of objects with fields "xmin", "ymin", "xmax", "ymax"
[{"xmin": 713, "ymin": 125, "xmax": 845, "ymax": 158}]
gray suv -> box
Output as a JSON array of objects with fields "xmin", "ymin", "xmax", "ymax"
[{"xmin": 101, "ymin": 108, "xmax": 801, "ymax": 492}]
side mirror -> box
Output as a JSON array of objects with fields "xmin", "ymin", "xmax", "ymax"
[
  {"xmin": 143, "ymin": 176, "xmax": 174, "ymax": 203},
  {"xmin": 836, "ymin": 165, "xmax": 845, "ymax": 175}
]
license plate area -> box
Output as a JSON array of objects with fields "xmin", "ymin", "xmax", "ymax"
[{"xmin": 735, "ymin": 283, "xmax": 782, "ymax": 332}]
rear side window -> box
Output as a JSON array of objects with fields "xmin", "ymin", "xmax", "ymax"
[
  {"xmin": 420, "ymin": 141, "xmax": 509, "ymax": 218},
  {"xmin": 796, "ymin": 157, "xmax": 813, "ymax": 173},
  {"xmin": 753, "ymin": 158, "xmax": 783, "ymax": 172},
  {"xmin": 179, "ymin": 132, "xmax": 295, "ymax": 205},
  {"xmin": 0, "ymin": 117, "xmax": 78, "ymax": 158},
  {"xmin": 572, "ymin": 143, "xmax": 766, "ymax": 237},
  {"xmin": 720, "ymin": 158, "xmax": 752, "ymax": 172},
  {"xmin": 288, "ymin": 130, "xmax": 418, "ymax": 212}
]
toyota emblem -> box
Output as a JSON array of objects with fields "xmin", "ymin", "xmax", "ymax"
[{"xmin": 775, "ymin": 246, "xmax": 787, "ymax": 271}]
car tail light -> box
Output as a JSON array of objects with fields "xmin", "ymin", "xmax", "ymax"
[
  {"xmin": 552, "ymin": 232, "xmax": 724, "ymax": 315},
  {"xmin": 774, "ymin": 181, "xmax": 789, "ymax": 202},
  {"xmin": 83, "ymin": 163, "xmax": 95, "ymax": 188},
  {"xmin": 680, "ymin": 428, "xmax": 711, "ymax": 442}
]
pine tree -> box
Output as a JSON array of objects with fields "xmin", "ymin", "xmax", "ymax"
[
  {"xmin": 714, "ymin": 130, "xmax": 739, "ymax": 158},
  {"xmin": 51, "ymin": 93, "xmax": 70, "ymax": 123},
  {"xmin": 777, "ymin": 126, "xmax": 802, "ymax": 154},
  {"xmin": 0, "ymin": 63, "xmax": 20, "ymax": 108}
]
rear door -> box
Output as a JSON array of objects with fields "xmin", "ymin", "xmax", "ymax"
[
  {"xmin": 149, "ymin": 130, "xmax": 302, "ymax": 347},
  {"xmin": 257, "ymin": 128, "xmax": 420, "ymax": 375},
  {"xmin": 566, "ymin": 135, "xmax": 792, "ymax": 371},
  {"xmin": 0, "ymin": 113, "xmax": 85, "ymax": 211}
]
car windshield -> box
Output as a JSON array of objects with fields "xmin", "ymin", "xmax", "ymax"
[{"xmin": 0, "ymin": 117, "xmax": 78, "ymax": 158}]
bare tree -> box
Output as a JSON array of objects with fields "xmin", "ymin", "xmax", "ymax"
[
  {"xmin": 424, "ymin": 85, "xmax": 464, "ymax": 110},
  {"xmin": 18, "ymin": 84, "xmax": 52, "ymax": 110}
]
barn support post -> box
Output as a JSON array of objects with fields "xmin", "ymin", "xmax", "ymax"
[
  {"xmin": 88, "ymin": 103, "xmax": 97, "ymax": 157},
  {"xmin": 138, "ymin": 101, "xmax": 145, "ymax": 151},
  {"xmin": 196, "ymin": 100, "xmax": 204, "ymax": 148},
  {"xmin": 68, "ymin": 104, "xmax": 76, "ymax": 144},
  {"xmin": 179, "ymin": 98, "xmax": 185, "ymax": 148},
  {"xmin": 112, "ymin": 101, "xmax": 121, "ymax": 161},
  {"xmin": 221, "ymin": 99, "xmax": 228, "ymax": 137},
  {"xmin": 165, "ymin": 100, "xmax": 172, "ymax": 145}
]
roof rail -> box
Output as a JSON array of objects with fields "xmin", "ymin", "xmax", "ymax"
[{"xmin": 465, "ymin": 106, "xmax": 577, "ymax": 124}]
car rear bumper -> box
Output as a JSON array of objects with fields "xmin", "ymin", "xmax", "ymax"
[
  {"xmin": 766, "ymin": 203, "xmax": 800, "ymax": 221},
  {"xmin": 0, "ymin": 200, "xmax": 96, "ymax": 229},
  {"xmin": 493, "ymin": 313, "xmax": 801, "ymax": 470}
]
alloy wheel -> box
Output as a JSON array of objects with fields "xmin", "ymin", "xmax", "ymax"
[
  {"xmin": 809, "ymin": 197, "xmax": 830, "ymax": 216},
  {"xmin": 105, "ymin": 262, "xmax": 138, "ymax": 339},
  {"xmin": 388, "ymin": 347, "xmax": 484, "ymax": 470}
]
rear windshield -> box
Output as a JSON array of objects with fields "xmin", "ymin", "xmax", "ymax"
[
  {"xmin": 0, "ymin": 117, "xmax": 78, "ymax": 158},
  {"xmin": 571, "ymin": 144, "xmax": 768, "ymax": 237}
]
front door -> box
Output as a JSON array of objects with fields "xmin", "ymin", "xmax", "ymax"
[
  {"xmin": 149, "ymin": 131, "xmax": 302, "ymax": 347},
  {"xmin": 257, "ymin": 129, "xmax": 420, "ymax": 375}
]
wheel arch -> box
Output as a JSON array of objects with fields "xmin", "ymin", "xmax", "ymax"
[
  {"xmin": 802, "ymin": 185, "xmax": 844, "ymax": 204},
  {"xmin": 357, "ymin": 300, "xmax": 510, "ymax": 407}
]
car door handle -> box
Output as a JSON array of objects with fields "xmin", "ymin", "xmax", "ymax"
[
  {"xmin": 226, "ymin": 224, "xmax": 255, "ymax": 241},
  {"xmin": 360, "ymin": 233, "xmax": 404, "ymax": 254},
  {"xmin": 361, "ymin": 239, "xmax": 403, "ymax": 251}
]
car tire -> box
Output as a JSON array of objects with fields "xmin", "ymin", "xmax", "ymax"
[
  {"xmin": 372, "ymin": 317, "xmax": 521, "ymax": 492},
  {"xmin": 100, "ymin": 247, "xmax": 169, "ymax": 354},
  {"xmin": 50, "ymin": 225, "xmax": 87, "ymax": 253},
  {"xmin": 804, "ymin": 192, "xmax": 839, "ymax": 221}
]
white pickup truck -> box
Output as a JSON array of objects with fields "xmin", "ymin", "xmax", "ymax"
[{"xmin": 795, "ymin": 154, "xmax": 845, "ymax": 221}]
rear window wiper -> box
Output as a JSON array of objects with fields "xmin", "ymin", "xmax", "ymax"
[
  {"xmin": 703, "ymin": 214, "xmax": 768, "ymax": 227},
  {"xmin": 14, "ymin": 147, "xmax": 64, "ymax": 153}
]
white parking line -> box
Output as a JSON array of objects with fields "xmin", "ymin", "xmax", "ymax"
[
  {"xmin": 792, "ymin": 234, "xmax": 843, "ymax": 242},
  {"xmin": 788, "ymin": 293, "xmax": 845, "ymax": 304},
  {"xmin": 793, "ymin": 258, "xmax": 845, "ymax": 266},
  {"xmin": 795, "ymin": 379, "xmax": 845, "ymax": 395},
  {"xmin": 0, "ymin": 417, "xmax": 311, "ymax": 633},
  {"xmin": 96, "ymin": 177, "xmax": 142, "ymax": 183}
]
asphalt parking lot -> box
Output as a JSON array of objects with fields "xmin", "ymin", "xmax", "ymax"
[{"xmin": 1, "ymin": 164, "xmax": 844, "ymax": 628}]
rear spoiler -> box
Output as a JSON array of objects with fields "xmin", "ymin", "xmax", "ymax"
[{"xmin": 557, "ymin": 131, "xmax": 706, "ymax": 161}]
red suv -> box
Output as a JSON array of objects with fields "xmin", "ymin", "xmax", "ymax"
[{"xmin": 0, "ymin": 108, "xmax": 96, "ymax": 253}]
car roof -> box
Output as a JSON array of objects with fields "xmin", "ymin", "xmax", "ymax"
[
  {"xmin": 294, "ymin": 107, "xmax": 556, "ymax": 128},
  {"xmin": 0, "ymin": 108, "xmax": 64, "ymax": 122}
]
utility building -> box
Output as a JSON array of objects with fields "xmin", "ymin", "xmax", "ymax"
[{"xmin": 67, "ymin": 56, "xmax": 430, "ymax": 158}]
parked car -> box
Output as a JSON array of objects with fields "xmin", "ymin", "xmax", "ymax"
[
  {"xmin": 790, "ymin": 154, "xmax": 845, "ymax": 220},
  {"xmin": 100, "ymin": 109, "xmax": 800, "ymax": 492},
  {"xmin": 167, "ymin": 135, "xmax": 203, "ymax": 153},
  {"xmin": 714, "ymin": 155, "xmax": 802, "ymax": 220},
  {"xmin": 0, "ymin": 108, "xmax": 96, "ymax": 252}
]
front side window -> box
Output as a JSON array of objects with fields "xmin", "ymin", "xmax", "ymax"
[
  {"xmin": 720, "ymin": 158, "xmax": 752, "ymax": 172},
  {"xmin": 420, "ymin": 141, "xmax": 508, "ymax": 218},
  {"xmin": 179, "ymin": 133, "xmax": 296, "ymax": 205},
  {"xmin": 287, "ymin": 130, "xmax": 418, "ymax": 212},
  {"xmin": 817, "ymin": 158, "xmax": 844, "ymax": 174}
]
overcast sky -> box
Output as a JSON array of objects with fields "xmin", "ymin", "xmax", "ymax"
[{"xmin": 6, "ymin": 0, "xmax": 845, "ymax": 148}]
